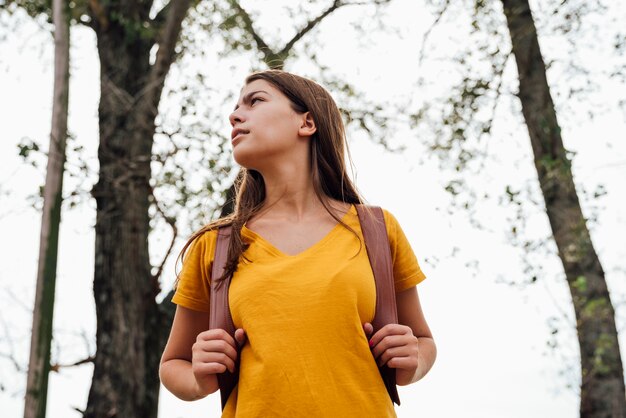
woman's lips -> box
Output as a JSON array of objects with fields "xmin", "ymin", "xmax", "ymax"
[{"xmin": 232, "ymin": 132, "xmax": 247, "ymax": 143}]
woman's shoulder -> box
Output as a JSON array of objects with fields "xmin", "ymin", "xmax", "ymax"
[
  {"xmin": 354, "ymin": 203, "xmax": 400, "ymax": 226},
  {"xmin": 195, "ymin": 227, "xmax": 219, "ymax": 243},
  {"xmin": 186, "ymin": 221, "xmax": 232, "ymax": 252}
]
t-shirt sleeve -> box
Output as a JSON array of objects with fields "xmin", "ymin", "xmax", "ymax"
[
  {"xmin": 170, "ymin": 230, "xmax": 217, "ymax": 313},
  {"xmin": 382, "ymin": 209, "xmax": 427, "ymax": 292}
]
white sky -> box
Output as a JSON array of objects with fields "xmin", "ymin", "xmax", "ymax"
[{"xmin": 1, "ymin": 1, "xmax": 625, "ymax": 417}]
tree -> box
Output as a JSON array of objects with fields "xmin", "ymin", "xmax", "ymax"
[
  {"xmin": 23, "ymin": 0, "xmax": 70, "ymax": 417},
  {"xmin": 501, "ymin": 1, "xmax": 625, "ymax": 416},
  {"xmin": 84, "ymin": 1, "xmax": 199, "ymax": 416},
  {"xmin": 411, "ymin": 0, "xmax": 625, "ymax": 415}
]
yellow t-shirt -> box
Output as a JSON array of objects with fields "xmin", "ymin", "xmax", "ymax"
[{"xmin": 171, "ymin": 205, "xmax": 426, "ymax": 417}]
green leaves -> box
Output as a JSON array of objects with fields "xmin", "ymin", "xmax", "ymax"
[{"xmin": 17, "ymin": 137, "xmax": 41, "ymax": 159}]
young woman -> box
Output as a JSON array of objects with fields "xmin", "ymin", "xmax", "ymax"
[{"xmin": 159, "ymin": 69, "xmax": 436, "ymax": 417}]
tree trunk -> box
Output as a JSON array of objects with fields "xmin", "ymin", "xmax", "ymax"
[
  {"xmin": 85, "ymin": 1, "xmax": 192, "ymax": 417},
  {"xmin": 501, "ymin": 1, "xmax": 626, "ymax": 417},
  {"xmin": 23, "ymin": 0, "xmax": 70, "ymax": 417}
]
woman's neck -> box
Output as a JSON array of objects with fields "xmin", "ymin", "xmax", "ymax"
[{"xmin": 254, "ymin": 160, "xmax": 326, "ymax": 221}]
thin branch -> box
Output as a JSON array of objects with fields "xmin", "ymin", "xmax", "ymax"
[
  {"xmin": 419, "ymin": 0, "xmax": 451, "ymax": 68},
  {"xmin": 151, "ymin": 0, "xmax": 204, "ymax": 32},
  {"xmin": 279, "ymin": 0, "xmax": 342, "ymax": 56},
  {"xmin": 152, "ymin": 0, "xmax": 192, "ymax": 82},
  {"xmin": 0, "ymin": 351, "xmax": 23, "ymax": 372},
  {"xmin": 137, "ymin": 0, "xmax": 193, "ymax": 117},
  {"xmin": 228, "ymin": 0, "xmax": 390, "ymax": 61},
  {"xmin": 50, "ymin": 355, "xmax": 95, "ymax": 372},
  {"xmin": 477, "ymin": 48, "xmax": 512, "ymax": 169},
  {"xmin": 280, "ymin": 0, "xmax": 391, "ymax": 57},
  {"xmin": 153, "ymin": 126, "xmax": 183, "ymax": 163},
  {"xmin": 4, "ymin": 287, "xmax": 32, "ymax": 313},
  {"xmin": 228, "ymin": 0, "xmax": 274, "ymax": 55},
  {"xmin": 149, "ymin": 186, "xmax": 178, "ymax": 285}
]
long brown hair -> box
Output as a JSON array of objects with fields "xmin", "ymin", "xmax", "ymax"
[{"xmin": 173, "ymin": 69, "xmax": 364, "ymax": 290}]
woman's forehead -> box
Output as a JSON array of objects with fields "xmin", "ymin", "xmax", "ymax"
[{"xmin": 240, "ymin": 79, "xmax": 276, "ymax": 95}]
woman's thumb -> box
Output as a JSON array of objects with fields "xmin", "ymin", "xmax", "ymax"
[
  {"xmin": 234, "ymin": 328, "xmax": 247, "ymax": 347},
  {"xmin": 363, "ymin": 322, "xmax": 374, "ymax": 338}
]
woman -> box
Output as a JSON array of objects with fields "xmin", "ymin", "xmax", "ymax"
[{"xmin": 159, "ymin": 69, "xmax": 436, "ymax": 417}]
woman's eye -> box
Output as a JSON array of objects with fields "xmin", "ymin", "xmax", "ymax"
[{"xmin": 251, "ymin": 97, "xmax": 262, "ymax": 105}]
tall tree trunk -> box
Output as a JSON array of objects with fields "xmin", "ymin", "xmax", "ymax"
[
  {"xmin": 501, "ymin": 1, "xmax": 626, "ymax": 417},
  {"xmin": 23, "ymin": 0, "xmax": 70, "ymax": 417},
  {"xmin": 85, "ymin": 1, "xmax": 192, "ymax": 417}
]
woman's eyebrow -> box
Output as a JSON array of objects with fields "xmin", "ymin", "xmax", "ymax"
[{"xmin": 233, "ymin": 90, "xmax": 269, "ymax": 111}]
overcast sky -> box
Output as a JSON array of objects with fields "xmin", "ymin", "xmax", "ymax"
[{"xmin": 1, "ymin": 1, "xmax": 625, "ymax": 417}]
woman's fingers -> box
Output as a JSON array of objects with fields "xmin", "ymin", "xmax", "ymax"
[
  {"xmin": 371, "ymin": 334, "xmax": 413, "ymax": 359},
  {"xmin": 376, "ymin": 344, "xmax": 417, "ymax": 367},
  {"xmin": 192, "ymin": 328, "xmax": 243, "ymax": 374},
  {"xmin": 197, "ymin": 328, "xmax": 237, "ymax": 347},
  {"xmin": 385, "ymin": 355, "xmax": 419, "ymax": 370},
  {"xmin": 368, "ymin": 324, "xmax": 412, "ymax": 347},
  {"xmin": 195, "ymin": 339, "xmax": 238, "ymax": 361},
  {"xmin": 192, "ymin": 352, "xmax": 236, "ymax": 374},
  {"xmin": 366, "ymin": 324, "xmax": 419, "ymax": 368}
]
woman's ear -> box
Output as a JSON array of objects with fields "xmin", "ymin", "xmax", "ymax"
[{"xmin": 298, "ymin": 111, "xmax": 317, "ymax": 137}]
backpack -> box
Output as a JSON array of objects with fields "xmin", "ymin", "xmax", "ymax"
[{"xmin": 209, "ymin": 204, "xmax": 400, "ymax": 409}]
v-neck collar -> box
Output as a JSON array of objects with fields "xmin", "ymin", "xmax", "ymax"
[{"xmin": 241, "ymin": 204, "xmax": 355, "ymax": 258}]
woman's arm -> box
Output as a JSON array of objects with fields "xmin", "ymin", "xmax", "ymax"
[
  {"xmin": 395, "ymin": 285, "xmax": 437, "ymax": 384},
  {"xmin": 366, "ymin": 286, "xmax": 437, "ymax": 386},
  {"xmin": 159, "ymin": 306, "xmax": 218, "ymax": 400}
]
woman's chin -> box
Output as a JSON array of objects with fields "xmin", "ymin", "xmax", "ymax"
[{"xmin": 233, "ymin": 146, "xmax": 258, "ymax": 170}]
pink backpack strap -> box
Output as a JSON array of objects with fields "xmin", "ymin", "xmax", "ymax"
[
  {"xmin": 209, "ymin": 225, "xmax": 239, "ymax": 409},
  {"xmin": 355, "ymin": 204, "xmax": 401, "ymax": 405}
]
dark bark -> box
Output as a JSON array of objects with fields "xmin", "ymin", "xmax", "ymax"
[
  {"xmin": 85, "ymin": 1, "xmax": 192, "ymax": 417},
  {"xmin": 501, "ymin": 1, "xmax": 626, "ymax": 417},
  {"xmin": 23, "ymin": 1, "xmax": 70, "ymax": 417}
]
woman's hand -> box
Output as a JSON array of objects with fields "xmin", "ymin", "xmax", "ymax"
[
  {"xmin": 191, "ymin": 328, "xmax": 246, "ymax": 396},
  {"xmin": 363, "ymin": 322, "xmax": 419, "ymax": 386}
]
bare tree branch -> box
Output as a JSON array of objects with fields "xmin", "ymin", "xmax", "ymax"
[
  {"xmin": 279, "ymin": 0, "xmax": 342, "ymax": 56},
  {"xmin": 149, "ymin": 185, "xmax": 178, "ymax": 285},
  {"xmin": 50, "ymin": 355, "xmax": 95, "ymax": 372},
  {"xmin": 0, "ymin": 313, "xmax": 24, "ymax": 374},
  {"xmin": 419, "ymin": 0, "xmax": 451, "ymax": 68},
  {"xmin": 227, "ymin": 0, "xmax": 391, "ymax": 64},
  {"xmin": 227, "ymin": 0, "xmax": 274, "ymax": 56},
  {"xmin": 0, "ymin": 351, "xmax": 23, "ymax": 373},
  {"xmin": 281, "ymin": 0, "xmax": 392, "ymax": 57},
  {"xmin": 154, "ymin": 0, "xmax": 192, "ymax": 73}
]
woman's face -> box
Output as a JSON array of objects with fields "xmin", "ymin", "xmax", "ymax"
[{"xmin": 228, "ymin": 79, "xmax": 311, "ymax": 170}]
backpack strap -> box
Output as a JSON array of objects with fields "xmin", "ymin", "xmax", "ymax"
[
  {"xmin": 209, "ymin": 225, "xmax": 239, "ymax": 410},
  {"xmin": 355, "ymin": 204, "xmax": 401, "ymax": 405}
]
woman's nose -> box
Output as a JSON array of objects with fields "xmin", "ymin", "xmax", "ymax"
[{"xmin": 229, "ymin": 110, "xmax": 243, "ymax": 127}]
